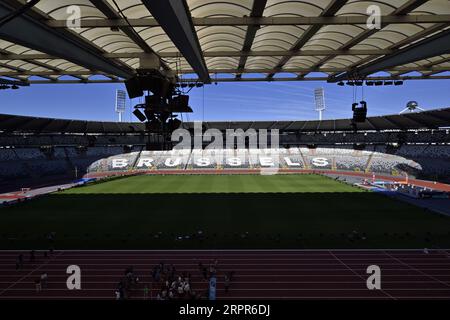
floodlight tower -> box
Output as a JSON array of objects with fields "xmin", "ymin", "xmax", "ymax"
[
  {"xmin": 399, "ymin": 101, "xmax": 425, "ymax": 114},
  {"xmin": 314, "ymin": 88, "xmax": 326, "ymax": 121},
  {"xmin": 115, "ymin": 90, "xmax": 127, "ymax": 122}
]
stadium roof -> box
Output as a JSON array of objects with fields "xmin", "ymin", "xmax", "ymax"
[
  {"xmin": 1, "ymin": 108, "xmax": 449, "ymax": 134},
  {"xmin": 1, "ymin": 0, "xmax": 450, "ymax": 85}
]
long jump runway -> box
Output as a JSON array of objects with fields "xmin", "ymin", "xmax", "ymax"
[{"xmin": 0, "ymin": 250, "xmax": 449, "ymax": 300}]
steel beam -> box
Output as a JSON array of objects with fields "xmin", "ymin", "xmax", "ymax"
[
  {"xmin": 0, "ymin": 60, "xmax": 56, "ymax": 82},
  {"xmin": 266, "ymin": 0, "xmax": 349, "ymax": 79},
  {"xmin": 0, "ymin": 1, "xmax": 133, "ymax": 79},
  {"xmin": 330, "ymin": 29, "xmax": 450, "ymax": 82},
  {"xmin": 0, "ymin": 49, "xmax": 86, "ymax": 81},
  {"xmin": 142, "ymin": 0, "xmax": 210, "ymax": 83},
  {"xmin": 236, "ymin": 0, "xmax": 268, "ymax": 79},
  {"xmin": 0, "ymin": 49, "xmax": 393, "ymax": 60},
  {"xmin": 24, "ymin": 75, "xmax": 450, "ymax": 85},
  {"xmin": 44, "ymin": 15, "xmax": 450, "ymax": 28},
  {"xmin": 0, "ymin": 77, "xmax": 29, "ymax": 86},
  {"xmin": 88, "ymin": 0, "xmax": 169, "ymax": 72},
  {"xmin": 391, "ymin": 56, "xmax": 450, "ymax": 77},
  {"xmin": 328, "ymin": 23, "xmax": 450, "ymax": 79},
  {"xmin": 307, "ymin": 0, "xmax": 430, "ymax": 80},
  {"xmin": 89, "ymin": 0, "xmax": 152, "ymax": 54},
  {"xmin": 2, "ymin": 66, "xmax": 448, "ymax": 77}
]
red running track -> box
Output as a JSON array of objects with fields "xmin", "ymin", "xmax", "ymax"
[{"xmin": 1, "ymin": 250, "xmax": 450, "ymax": 300}]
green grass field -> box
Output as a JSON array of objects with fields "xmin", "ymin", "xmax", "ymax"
[
  {"xmin": 66, "ymin": 174, "xmax": 359, "ymax": 194},
  {"xmin": 1, "ymin": 174, "xmax": 450, "ymax": 249}
]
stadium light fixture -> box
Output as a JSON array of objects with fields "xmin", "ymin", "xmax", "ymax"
[
  {"xmin": 352, "ymin": 101, "xmax": 368, "ymax": 123},
  {"xmin": 314, "ymin": 88, "xmax": 326, "ymax": 121},
  {"xmin": 125, "ymin": 71, "xmax": 175, "ymax": 99},
  {"xmin": 133, "ymin": 109, "xmax": 147, "ymax": 122}
]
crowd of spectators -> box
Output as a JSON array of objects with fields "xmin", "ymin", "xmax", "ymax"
[
  {"xmin": 1, "ymin": 142, "xmax": 450, "ymax": 189},
  {"xmin": 152, "ymin": 263, "xmax": 198, "ymax": 300},
  {"xmin": 113, "ymin": 260, "xmax": 234, "ymax": 300}
]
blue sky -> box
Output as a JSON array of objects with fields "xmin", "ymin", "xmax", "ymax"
[{"xmin": 0, "ymin": 78, "xmax": 449, "ymax": 122}]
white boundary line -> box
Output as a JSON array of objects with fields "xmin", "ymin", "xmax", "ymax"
[
  {"xmin": 1, "ymin": 296, "xmax": 446, "ymax": 300},
  {"xmin": 2, "ymin": 288, "xmax": 450, "ymax": 292},
  {"xmin": 0, "ymin": 252, "xmax": 63, "ymax": 296},
  {"xmin": 328, "ymin": 250, "xmax": 397, "ymax": 300},
  {"xmin": 383, "ymin": 250, "xmax": 450, "ymax": 289}
]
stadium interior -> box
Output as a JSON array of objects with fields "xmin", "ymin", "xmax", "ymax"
[{"xmin": 1, "ymin": 109, "xmax": 450, "ymax": 192}]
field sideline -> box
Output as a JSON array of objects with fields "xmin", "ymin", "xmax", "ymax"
[
  {"xmin": 1, "ymin": 174, "xmax": 450, "ymax": 250},
  {"xmin": 65, "ymin": 174, "xmax": 361, "ymax": 194}
]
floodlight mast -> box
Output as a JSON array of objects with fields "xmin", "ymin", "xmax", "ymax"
[
  {"xmin": 115, "ymin": 90, "xmax": 127, "ymax": 122},
  {"xmin": 314, "ymin": 88, "xmax": 326, "ymax": 121}
]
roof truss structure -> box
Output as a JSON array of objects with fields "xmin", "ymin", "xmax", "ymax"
[{"xmin": 0, "ymin": 0, "xmax": 449, "ymax": 85}]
